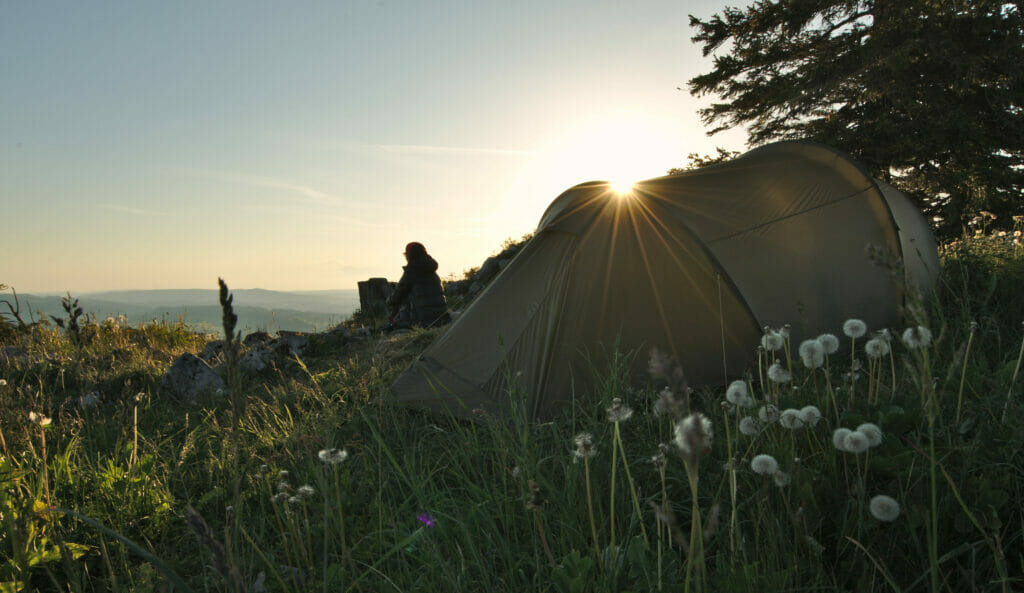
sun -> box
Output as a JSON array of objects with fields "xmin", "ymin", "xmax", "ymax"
[{"xmin": 609, "ymin": 178, "xmax": 635, "ymax": 196}]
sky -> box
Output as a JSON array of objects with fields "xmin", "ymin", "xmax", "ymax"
[{"xmin": 2, "ymin": 0, "xmax": 747, "ymax": 293}]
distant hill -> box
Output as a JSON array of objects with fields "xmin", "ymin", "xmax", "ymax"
[{"xmin": 14, "ymin": 289, "xmax": 360, "ymax": 335}]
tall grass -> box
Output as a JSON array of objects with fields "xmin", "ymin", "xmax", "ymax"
[{"xmin": 1, "ymin": 229, "xmax": 1023, "ymax": 592}]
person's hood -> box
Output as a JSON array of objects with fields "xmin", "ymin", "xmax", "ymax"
[{"xmin": 404, "ymin": 252, "xmax": 438, "ymax": 273}]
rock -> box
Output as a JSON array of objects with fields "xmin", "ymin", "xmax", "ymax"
[
  {"xmin": 276, "ymin": 331, "xmax": 309, "ymax": 356},
  {"xmin": 200, "ymin": 340, "xmax": 226, "ymax": 362},
  {"xmin": 243, "ymin": 331, "xmax": 272, "ymax": 347},
  {"xmin": 239, "ymin": 345, "xmax": 273, "ymax": 373},
  {"xmin": 160, "ymin": 353, "xmax": 225, "ymax": 402},
  {"xmin": 476, "ymin": 256, "xmax": 501, "ymax": 284}
]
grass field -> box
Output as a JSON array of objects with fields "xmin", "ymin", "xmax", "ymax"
[{"xmin": 2, "ymin": 230, "xmax": 1023, "ymax": 592}]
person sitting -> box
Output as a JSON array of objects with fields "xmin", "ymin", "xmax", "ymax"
[{"xmin": 384, "ymin": 242, "xmax": 452, "ymax": 331}]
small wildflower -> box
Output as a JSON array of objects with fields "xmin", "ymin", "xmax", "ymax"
[
  {"xmin": 843, "ymin": 319, "xmax": 867, "ymax": 339},
  {"xmin": 816, "ymin": 333, "xmax": 839, "ymax": 355},
  {"xmin": 767, "ymin": 362, "xmax": 791, "ymax": 383},
  {"xmin": 572, "ymin": 432, "xmax": 597, "ymax": 463},
  {"xmin": 417, "ymin": 513, "xmax": 436, "ymax": 528},
  {"xmin": 750, "ymin": 454, "xmax": 779, "ymax": 475},
  {"xmin": 779, "ymin": 408, "xmax": 805, "ymax": 429},
  {"xmin": 798, "ymin": 405, "xmax": 822, "ymax": 427},
  {"xmin": 606, "ymin": 398, "xmax": 634, "ymax": 423},
  {"xmin": 843, "ymin": 431, "xmax": 870, "ymax": 454},
  {"xmin": 758, "ymin": 404, "xmax": 780, "ymax": 423},
  {"xmin": 297, "ymin": 485, "xmax": 315, "ymax": 498},
  {"xmin": 0, "ymin": 379, "xmax": 7, "ymax": 386},
  {"xmin": 773, "ymin": 471, "xmax": 791, "ymax": 487},
  {"xmin": 761, "ymin": 330, "xmax": 784, "ymax": 352},
  {"xmin": 869, "ymin": 495, "xmax": 901, "ymax": 522},
  {"xmin": 725, "ymin": 380, "xmax": 754, "ymax": 407},
  {"xmin": 901, "ymin": 326, "xmax": 933, "ymax": 349},
  {"xmin": 29, "ymin": 411, "xmax": 51, "ymax": 426},
  {"xmin": 739, "ymin": 416, "xmax": 759, "ymax": 436},
  {"xmin": 798, "ymin": 339, "xmax": 825, "ymax": 369},
  {"xmin": 856, "ymin": 423, "xmax": 883, "ymax": 447},
  {"xmin": 673, "ymin": 412, "xmax": 713, "ymax": 458},
  {"xmin": 318, "ymin": 448, "xmax": 349, "ymax": 464},
  {"xmin": 864, "ymin": 337, "xmax": 890, "ymax": 359},
  {"xmin": 832, "ymin": 428, "xmax": 852, "ymax": 451}
]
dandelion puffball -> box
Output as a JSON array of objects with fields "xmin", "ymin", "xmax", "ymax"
[
  {"xmin": 779, "ymin": 408, "xmax": 805, "ymax": 429},
  {"xmin": 856, "ymin": 423, "xmax": 883, "ymax": 447},
  {"xmin": 773, "ymin": 471, "xmax": 791, "ymax": 487},
  {"xmin": 761, "ymin": 331, "xmax": 785, "ymax": 351},
  {"xmin": 798, "ymin": 405, "xmax": 822, "ymax": 427},
  {"xmin": 726, "ymin": 380, "xmax": 754, "ymax": 407},
  {"xmin": 318, "ymin": 448, "xmax": 349, "ymax": 464},
  {"xmin": 606, "ymin": 398, "xmax": 634, "ymax": 423},
  {"xmin": 843, "ymin": 319, "xmax": 867, "ymax": 339},
  {"xmin": 767, "ymin": 362, "xmax": 792, "ymax": 383},
  {"xmin": 751, "ymin": 454, "xmax": 779, "ymax": 475},
  {"xmin": 759, "ymin": 404, "xmax": 780, "ymax": 423},
  {"xmin": 901, "ymin": 326, "xmax": 933, "ymax": 349},
  {"xmin": 816, "ymin": 334, "xmax": 839, "ymax": 355},
  {"xmin": 864, "ymin": 337, "xmax": 891, "ymax": 359},
  {"xmin": 739, "ymin": 416, "xmax": 760, "ymax": 436},
  {"xmin": 843, "ymin": 431, "xmax": 871, "ymax": 454},
  {"xmin": 869, "ymin": 495, "xmax": 901, "ymax": 521},
  {"xmin": 799, "ymin": 339, "xmax": 825, "ymax": 369},
  {"xmin": 832, "ymin": 428, "xmax": 852, "ymax": 451},
  {"xmin": 674, "ymin": 412, "xmax": 713, "ymax": 456}
]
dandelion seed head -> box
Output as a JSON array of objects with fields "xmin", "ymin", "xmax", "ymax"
[
  {"xmin": 779, "ymin": 325, "xmax": 791, "ymax": 338},
  {"xmin": 761, "ymin": 331, "xmax": 784, "ymax": 351},
  {"xmin": 798, "ymin": 339, "xmax": 825, "ymax": 369},
  {"xmin": 278, "ymin": 470, "xmax": 290, "ymax": 479},
  {"xmin": 843, "ymin": 319, "xmax": 867, "ymax": 339},
  {"xmin": 572, "ymin": 432, "xmax": 597, "ymax": 462},
  {"xmin": 318, "ymin": 448, "xmax": 349, "ymax": 464},
  {"xmin": 606, "ymin": 398, "xmax": 634, "ymax": 423},
  {"xmin": 750, "ymin": 454, "xmax": 779, "ymax": 475},
  {"xmin": 725, "ymin": 380, "xmax": 754, "ymax": 407},
  {"xmin": 816, "ymin": 333, "xmax": 839, "ymax": 355},
  {"xmin": 673, "ymin": 412, "xmax": 713, "ymax": 457},
  {"xmin": 869, "ymin": 495, "xmax": 901, "ymax": 521},
  {"xmin": 901, "ymin": 326, "xmax": 933, "ymax": 349},
  {"xmin": 29, "ymin": 411, "xmax": 51, "ymax": 426},
  {"xmin": 864, "ymin": 337, "xmax": 891, "ymax": 359},
  {"xmin": 856, "ymin": 423, "xmax": 883, "ymax": 447},
  {"xmin": 276, "ymin": 481, "xmax": 291, "ymax": 494},
  {"xmin": 297, "ymin": 485, "xmax": 315, "ymax": 498},
  {"xmin": 832, "ymin": 428, "xmax": 852, "ymax": 451},
  {"xmin": 758, "ymin": 404, "xmax": 780, "ymax": 424},
  {"xmin": 843, "ymin": 431, "xmax": 870, "ymax": 454},
  {"xmin": 0, "ymin": 379, "xmax": 7, "ymax": 386},
  {"xmin": 779, "ymin": 408, "xmax": 805, "ymax": 429},
  {"xmin": 798, "ymin": 405, "xmax": 822, "ymax": 427},
  {"xmin": 739, "ymin": 416, "xmax": 760, "ymax": 436},
  {"xmin": 767, "ymin": 362, "xmax": 791, "ymax": 383},
  {"xmin": 773, "ymin": 471, "xmax": 791, "ymax": 487},
  {"xmin": 651, "ymin": 451, "xmax": 666, "ymax": 471},
  {"xmin": 287, "ymin": 496, "xmax": 301, "ymax": 505}
]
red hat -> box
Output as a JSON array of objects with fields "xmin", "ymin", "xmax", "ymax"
[{"xmin": 404, "ymin": 242, "xmax": 426, "ymax": 257}]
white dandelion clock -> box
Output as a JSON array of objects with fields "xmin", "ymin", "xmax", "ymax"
[
  {"xmin": 798, "ymin": 339, "xmax": 825, "ymax": 369},
  {"xmin": 869, "ymin": 495, "xmax": 901, "ymax": 521},
  {"xmin": 767, "ymin": 362, "xmax": 791, "ymax": 384},
  {"xmin": 318, "ymin": 448, "xmax": 349, "ymax": 464},
  {"xmin": 572, "ymin": 432, "xmax": 597, "ymax": 463},
  {"xmin": 843, "ymin": 319, "xmax": 867, "ymax": 339},
  {"xmin": 856, "ymin": 423, "xmax": 883, "ymax": 447},
  {"xmin": 750, "ymin": 454, "xmax": 779, "ymax": 475},
  {"xmin": 832, "ymin": 428, "xmax": 852, "ymax": 451},
  {"xmin": 864, "ymin": 338, "xmax": 890, "ymax": 359},
  {"xmin": 773, "ymin": 471, "xmax": 791, "ymax": 487},
  {"xmin": 29, "ymin": 411, "xmax": 51, "ymax": 426},
  {"xmin": 798, "ymin": 405, "xmax": 822, "ymax": 427},
  {"xmin": 739, "ymin": 416, "xmax": 760, "ymax": 436},
  {"xmin": 761, "ymin": 330, "xmax": 785, "ymax": 352},
  {"xmin": 606, "ymin": 398, "xmax": 634, "ymax": 423},
  {"xmin": 779, "ymin": 408, "xmax": 805, "ymax": 429},
  {"xmin": 725, "ymin": 380, "xmax": 754, "ymax": 408},
  {"xmin": 758, "ymin": 404, "xmax": 780, "ymax": 423},
  {"xmin": 674, "ymin": 412, "xmax": 713, "ymax": 457},
  {"xmin": 816, "ymin": 333, "xmax": 840, "ymax": 355},
  {"xmin": 843, "ymin": 431, "xmax": 870, "ymax": 454},
  {"xmin": 901, "ymin": 326, "xmax": 933, "ymax": 350}
]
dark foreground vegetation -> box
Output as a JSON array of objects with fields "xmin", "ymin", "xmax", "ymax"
[{"xmin": 1, "ymin": 228, "xmax": 1023, "ymax": 592}]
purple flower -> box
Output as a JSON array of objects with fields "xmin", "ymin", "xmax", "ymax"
[{"xmin": 417, "ymin": 513, "xmax": 436, "ymax": 528}]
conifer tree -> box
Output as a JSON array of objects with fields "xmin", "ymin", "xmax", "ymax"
[{"xmin": 688, "ymin": 1, "xmax": 1023, "ymax": 236}]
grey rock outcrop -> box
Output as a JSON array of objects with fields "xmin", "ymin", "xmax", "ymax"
[
  {"xmin": 239, "ymin": 345, "xmax": 274, "ymax": 373},
  {"xmin": 160, "ymin": 353, "xmax": 225, "ymax": 402},
  {"xmin": 200, "ymin": 340, "xmax": 226, "ymax": 362}
]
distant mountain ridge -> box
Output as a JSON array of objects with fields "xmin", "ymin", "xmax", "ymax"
[{"xmin": 14, "ymin": 289, "xmax": 360, "ymax": 334}]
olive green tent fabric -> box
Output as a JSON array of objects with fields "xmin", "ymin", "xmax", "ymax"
[{"xmin": 392, "ymin": 141, "xmax": 940, "ymax": 419}]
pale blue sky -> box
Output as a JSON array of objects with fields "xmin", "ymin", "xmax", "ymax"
[{"xmin": 2, "ymin": 0, "xmax": 746, "ymax": 292}]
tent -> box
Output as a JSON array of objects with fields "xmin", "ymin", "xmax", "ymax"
[{"xmin": 392, "ymin": 141, "xmax": 940, "ymax": 419}]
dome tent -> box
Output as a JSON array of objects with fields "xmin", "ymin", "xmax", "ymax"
[{"xmin": 392, "ymin": 141, "xmax": 940, "ymax": 420}]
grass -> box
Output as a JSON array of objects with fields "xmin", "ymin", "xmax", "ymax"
[{"xmin": 1, "ymin": 229, "xmax": 1023, "ymax": 592}]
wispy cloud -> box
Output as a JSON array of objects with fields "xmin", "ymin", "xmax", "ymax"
[
  {"xmin": 98, "ymin": 203, "xmax": 168, "ymax": 216},
  {"xmin": 353, "ymin": 143, "xmax": 540, "ymax": 157},
  {"xmin": 210, "ymin": 172, "xmax": 348, "ymax": 205}
]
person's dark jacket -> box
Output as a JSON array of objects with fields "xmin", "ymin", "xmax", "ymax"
[{"xmin": 387, "ymin": 252, "xmax": 450, "ymax": 327}]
